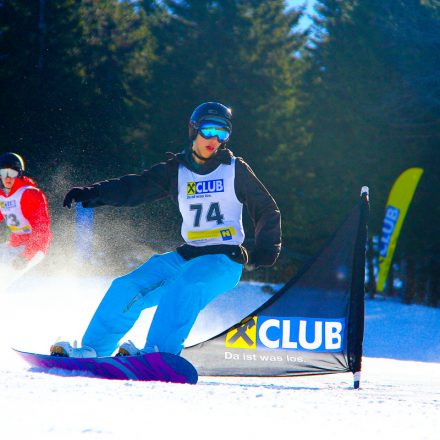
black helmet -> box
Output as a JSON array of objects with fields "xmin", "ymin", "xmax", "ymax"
[
  {"xmin": 0, "ymin": 152, "xmax": 25, "ymax": 176},
  {"xmin": 189, "ymin": 102, "xmax": 232, "ymax": 141}
]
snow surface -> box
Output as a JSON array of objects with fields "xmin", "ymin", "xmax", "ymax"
[{"xmin": 1, "ymin": 274, "xmax": 439, "ymax": 440}]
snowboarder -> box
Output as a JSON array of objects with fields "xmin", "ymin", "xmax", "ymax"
[
  {"xmin": 51, "ymin": 102, "xmax": 281, "ymax": 358},
  {"xmin": 0, "ymin": 152, "xmax": 52, "ymax": 289}
]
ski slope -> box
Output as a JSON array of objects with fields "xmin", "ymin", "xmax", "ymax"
[{"xmin": 1, "ymin": 274, "xmax": 439, "ymax": 440}]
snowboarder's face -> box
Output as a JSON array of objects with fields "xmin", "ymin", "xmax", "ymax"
[{"xmin": 192, "ymin": 134, "xmax": 221, "ymax": 163}]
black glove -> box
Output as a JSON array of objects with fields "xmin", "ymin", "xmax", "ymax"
[
  {"xmin": 63, "ymin": 186, "xmax": 98, "ymax": 209},
  {"xmin": 12, "ymin": 255, "xmax": 28, "ymax": 271},
  {"xmin": 245, "ymin": 247, "xmax": 279, "ymax": 271}
]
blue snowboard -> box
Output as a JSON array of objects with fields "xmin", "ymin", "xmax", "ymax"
[{"xmin": 14, "ymin": 348, "xmax": 198, "ymax": 384}]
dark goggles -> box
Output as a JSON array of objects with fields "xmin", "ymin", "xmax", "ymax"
[{"xmin": 199, "ymin": 122, "xmax": 230, "ymax": 142}]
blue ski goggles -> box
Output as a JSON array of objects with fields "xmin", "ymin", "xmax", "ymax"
[
  {"xmin": 199, "ymin": 122, "xmax": 230, "ymax": 142},
  {"xmin": 0, "ymin": 168, "xmax": 19, "ymax": 179}
]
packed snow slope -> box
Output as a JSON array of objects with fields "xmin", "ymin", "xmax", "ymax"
[{"xmin": 1, "ymin": 274, "xmax": 439, "ymax": 440}]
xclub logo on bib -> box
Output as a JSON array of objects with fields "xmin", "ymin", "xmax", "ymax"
[{"xmin": 186, "ymin": 179, "xmax": 224, "ymax": 197}]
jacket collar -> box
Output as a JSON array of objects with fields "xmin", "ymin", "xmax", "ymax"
[{"xmin": 166, "ymin": 147, "xmax": 234, "ymax": 174}]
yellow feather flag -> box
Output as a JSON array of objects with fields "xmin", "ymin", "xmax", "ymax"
[{"xmin": 376, "ymin": 168, "xmax": 424, "ymax": 291}]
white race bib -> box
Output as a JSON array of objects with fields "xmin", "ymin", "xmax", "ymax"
[
  {"xmin": 178, "ymin": 158, "xmax": 244, "ymax": 246},
  {"xmin": 0, "ymin": 186, "xmax": 36, "ymax": 234}
]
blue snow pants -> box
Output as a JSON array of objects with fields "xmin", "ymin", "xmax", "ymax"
[{"xmin": 82, "ymin": 251, "xmax": 243, "ymax": 356}]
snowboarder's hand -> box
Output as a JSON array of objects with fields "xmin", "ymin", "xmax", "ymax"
[
  {"xmin": 246, "ymin": 247, "xmax": 279, "ymax": 271},
  {"xmin": 11, "ymin": 255, "xmax": 28, "ymax": 271},
  {"xmin": 63, "ymin": 187, "xmax": 97, "ymax": 208}
]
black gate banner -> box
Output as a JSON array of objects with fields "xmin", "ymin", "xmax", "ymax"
[{"xmin": 183, "ymin": 188, "xmax": 369, "ymax": 382}]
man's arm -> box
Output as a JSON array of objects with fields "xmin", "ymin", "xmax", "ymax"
[
  {"xmin": 64, "ymin": 160, "xmax": 177, "ymax": 209},
  {"xmin": 20, "ymin": 189, "xmax": 52, "ymax": 260},
  {"xmin": 235, "ymin": 158, "xmax": 281, "ymax": 268}
]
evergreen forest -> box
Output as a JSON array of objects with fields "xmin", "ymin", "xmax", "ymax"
[{"xmin": 1, "ymin": 0, "xmax": 439, "ymax": 305}]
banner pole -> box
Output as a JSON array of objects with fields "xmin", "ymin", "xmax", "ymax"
[{"xmin": 348, "ymin": 186, "xmax": 369, "ymax": 389}]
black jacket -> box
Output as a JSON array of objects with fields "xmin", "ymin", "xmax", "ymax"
[{"xmin": 82, "ymin": 148, "xmax": 281, "ymax": 268}]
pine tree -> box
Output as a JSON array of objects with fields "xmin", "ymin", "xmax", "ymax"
[
  {"xmin": 0, "ymin": 0, "xmax": 157, "ymax": 180},
  {"xmin": 0, "ymin": 0, "xmax": 84, "ymax": 174},
  {"xmin": 76, "ymin": 0, "xmax": 156, "ymax": 177},
  {"xmin": 304, "ymin": 0, "xmax": 440, "ymax": 296}
]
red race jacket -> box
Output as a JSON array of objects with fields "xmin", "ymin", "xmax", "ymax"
[{"xmin": 0, "ymin": 176, "xmax": 52, "ymax": 260}]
